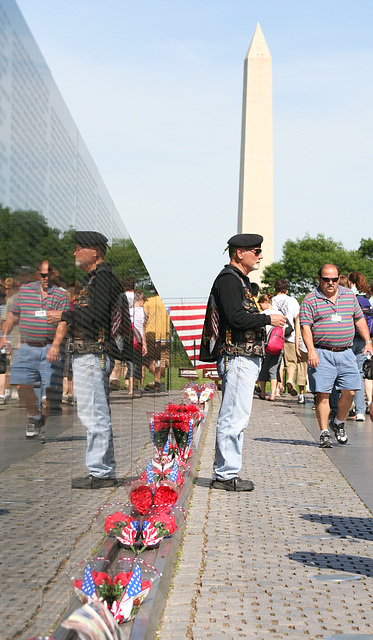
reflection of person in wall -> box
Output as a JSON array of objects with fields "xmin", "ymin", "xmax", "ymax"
[
  {"xmin": 143, "ymin": 291, "xmax": 170, "ymax": 393},
  {"xmin": 125, "ymin": 290, "xmax": 147, "ymax": 396},
  {"xmin": 0, "ymin": 261, "xmax": 69, "ymax": 439},
  {"xmin": 48, "ymin": 231, "xmax": 129, "ymax": 490}
]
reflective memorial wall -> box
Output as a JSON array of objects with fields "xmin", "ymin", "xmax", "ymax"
[{"xmin": 0, "ymin": 1, "xmax": 192, "ymax": 638}]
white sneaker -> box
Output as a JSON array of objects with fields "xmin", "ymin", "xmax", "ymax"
[
  {"xmin": 11, "ymin": 388, "xmax": 19, "ymax": 400},
  {"xmin": 356, "ymin": 413, "xmax": 365, "ymax": 422},
  {"xmin": 298, "ymin": 394, "xmax": 305, "ymax": 404}
]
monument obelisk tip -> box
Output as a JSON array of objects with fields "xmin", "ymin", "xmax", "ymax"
[{"xmin": 246, "ymin": 22, "xmax": 271, "ymax": 59}]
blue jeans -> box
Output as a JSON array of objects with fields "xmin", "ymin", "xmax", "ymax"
[
  {"xmin": 213, "ymin": 353, "xmax": 260, "ymax": 481},
  {"xmin": 352, "ymin": 335, "xmax": 366, "ymax": 414},
  {"xmin": 73, "ymin": 353, "xmax": 116, "ymax": 478}
]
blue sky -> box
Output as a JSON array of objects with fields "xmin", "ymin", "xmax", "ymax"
[{"xmin": 16, "ymin": 0, "xmax": 373, "ymax": 298}]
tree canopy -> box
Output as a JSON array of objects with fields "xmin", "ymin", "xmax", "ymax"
[
  {"xmin": 262, "ymin": 233, "xmax": 373, "ymax": 299},
  {"xmin": 0, "ymin": 206, "xmax": 153, "ymax": 290}
]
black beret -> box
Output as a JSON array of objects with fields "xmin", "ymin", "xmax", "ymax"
[
  {"xmin": 227, "ymin": 233, "xmax": 263, "ymax": 248},
  {"xmin": 75, "ymin": 231, "xmax": 108, "ymax": 254}
]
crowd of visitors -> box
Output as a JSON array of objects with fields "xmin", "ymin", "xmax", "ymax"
[
  {"xmin": 201, "ymin": 232, "xmax": 373, "ymax": 492},
  {"xmin": 0, "ymin": 236, "xmax": 170, "ymax": 467}
]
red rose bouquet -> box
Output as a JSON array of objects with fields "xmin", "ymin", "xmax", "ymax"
[
  {"xmin": 141, "ymin": 511, "xmax": 177, "ymax": 547},
  {"xmin": 171, "ymin": 413, "xmax": 193, "ymax": 451},
  {"xmin": 104, "ymin": 510, "xmax": 140, "ymax": 547},
  {"xmin": 154, "ymin": 480, "xmax": 179, "ymax": 508},
  {"xmin": 129, "ymin": 481, "xmax": 153, "ymax": 514},
  {"xmin": 110, "ymin": 557, "xmax": 161, "ymax": 623},
  {"xmin": 68, "ymin": 557, "xmax": 160, "ymax": 623},
  {"xmin": 150, "ymin": 413, "xmax": 171, "ymax": 453}
]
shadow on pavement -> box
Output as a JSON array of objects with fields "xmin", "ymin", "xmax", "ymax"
[
  {"xmin": 288, "ymin": 551, "xmax": 373, "ymax": 578},
  {"xmin": 301, "ymin": 513, "xmax": 373, "ymax": 541}
]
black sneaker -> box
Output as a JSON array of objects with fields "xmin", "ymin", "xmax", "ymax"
[
  {"xmin": 329, "ymin": 419, "xmax": 348, "ymax": 444},
  {"xmin": 320, "ymin": 430, "xmax": 333, "ymax": 448},
  {"xmin": 25, "ymin": 415, "xmax": 45, "ymax": 438},
  {"xmin": 71, "ymin": 475, "xmax": 119, "ymax": 489},
  {"xmin": 211, "ymin": 477, "xmax": 254, "ymax": 492}
]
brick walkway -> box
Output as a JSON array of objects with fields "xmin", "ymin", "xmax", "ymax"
[{"xmin": 158, "ymin": 394, "xmax": 373, "ymax": 639}]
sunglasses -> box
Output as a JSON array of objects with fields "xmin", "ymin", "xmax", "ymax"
[
  {"xmin": 39, "ymin": 273, "xmax": 49, "ymax": 278},
  {"xmin": 320, "ymin": 276, "xmax": 339, "ymax": 283},
  {"xmin": 247, "ymin": 248, "xmax": 263, "ymax": 256}
]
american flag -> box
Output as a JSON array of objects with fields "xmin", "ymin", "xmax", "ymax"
[
  {"xmin": 150, "ymin": 418, "xmax": 155, "ymax": 446},
  {"xmin": 142, "ymin": 520, "xmax": 160, "ymax": 546},
  {"xmin": 146, "ymin": 461, "xmax": 155, "ymax": 488},
  {"xmin": 169, "ymin": 461, "xmax": 178, "ymax": 483},
  {"xmin": 187, "ymin": 420, "xmax": 193, "ymax": 447},
  {"xmin": 81, "ymin": 562, "xmax": 96, "ymax": 598},
  {"xmin": 166, "ymin": 301, "xmax": 207, "ymax": 369},
  {"xmin": 209, "ymin": 304, "xmax": 220, "ymax": 352},
  {"xmin": 163, "ymin": 436, "xmax": 170, "ymax": 454},
  {"xmin": 131, "ymin": 520, "xmax": 140, "ymax": 533},
  {"xmin": 125, "ymin": 563, "xmax": 142, "ymax": 598}
]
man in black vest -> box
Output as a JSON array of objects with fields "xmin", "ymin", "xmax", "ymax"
[{"xmin": 200, "ymin": 234, "xmax": 286, "ymax": 491}]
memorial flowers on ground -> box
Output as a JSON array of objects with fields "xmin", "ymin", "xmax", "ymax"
[{"xmin": 68, "ymin": 557, "xmax": 160, "ymax": 623}]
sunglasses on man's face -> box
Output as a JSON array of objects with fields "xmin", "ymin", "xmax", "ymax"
[
  {"xmin": 247, "ymin": 248, "xmax": 263, "ymax": 256},
  {"xmin": 320, "ymin": 276, "xmax": 339, "ymax": 283},
  {"xmin": 39, "ymin": 273, "xmax": 49, "ymax": 278}
]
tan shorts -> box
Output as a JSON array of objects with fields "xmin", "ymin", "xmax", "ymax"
[
  {"xmin": 283, "ymin": 341, "xmax": 297, "ymax": 368},
  {"xmin": 296, "ymin": 349, "xmax": 308, "ymax": 386}
]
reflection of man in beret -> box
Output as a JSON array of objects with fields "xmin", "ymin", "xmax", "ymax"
[
  {"xmin": 49, "ymin": 231, "xmax": 129, "ymax": 489},
  {"xmin": 200, "ymin": 234, "xmax": 286, "ymax": 491}
]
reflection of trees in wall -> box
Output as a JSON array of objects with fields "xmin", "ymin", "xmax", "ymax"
[
  {"xmin": 0, "ymin": 206, "xmax": 76, "ymax": 283},
  {"xmin": 0, "ymin": 206, "xmax": 152, "ymax": 291},
  {"xmin": 262, "ymin": 233, "xmax": 373, "ymax": 299},
  {"xmin": 106, "ymin": 239, "xmax": 153, "ymax": 293}
]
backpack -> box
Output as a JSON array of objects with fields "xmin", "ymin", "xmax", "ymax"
[
  {"xmin": 363, "ymin": 308, "xmax": 373, "ymax": 337},
  {"xmin": 265, "ymin": 326, "xmax": 284, "ymax": 355}
]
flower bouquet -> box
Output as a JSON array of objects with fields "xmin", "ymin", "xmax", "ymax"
[
  {"xmin": 140, "ymin": 504, "xmax": 184, "ymax": 549},
  {"xmin": 67, "ymin": 557, "xmax": 160, "ymax": 623},
  {"xmin": 67, "ymin": 557, "xmax": 112, "ymax": 605},
  {"xmin": 199, "ymin": 382, "xmax": 216, "ymax": 405},
  {"xmin": 128, "ymin": 480, "xmax": 153, "ymax": 515},
  {"xmin": 96, "ymin": 503, "xmax": 141, "ymax": 550},
  {"xmin": 183, "ymin": 383, "xmax": 200, "ymax": 404},
  {"xmin": 127, "ymin": 477, "xmax": 179, "ymax": 513},
  {"xmin": 137, "ymin": 458, "xmax": 185, "ymax": 487},
  {"xmin": 149, "ymin": 412, "xmax": 171, "ymax": 455},
  {"xmin": 111, "ymin": 557, "xmax": 161, "ymax": 623},
  {"xmin": 170, "ymin": 414, "xmax": 194, "ymax": 458}
]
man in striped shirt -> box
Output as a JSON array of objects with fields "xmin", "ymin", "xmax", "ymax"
[
  {"xmin": 300, "ymin": 263, "xmax": 373, "ymax": 448},
  {"xmin": 0, "ymin": 261, "xmax": 69, "ymax": 439}
]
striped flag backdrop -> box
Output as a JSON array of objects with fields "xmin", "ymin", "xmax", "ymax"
[{"xmin": 165, "ymin": 301, "xmax": 209, "ymax": 370}]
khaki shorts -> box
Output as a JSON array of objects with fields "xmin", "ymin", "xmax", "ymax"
[
  {"xmin": 283, "ymin": 341, "xmax": 297, "ymax": 368},
  {"xmin": 296, "ymin": 349, "xmax": 308, "ymax": 386}
]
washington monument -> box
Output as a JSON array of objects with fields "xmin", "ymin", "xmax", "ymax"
[{"xmin": 237, "ymin": 23, "xmax": 273, "ymax": 281}]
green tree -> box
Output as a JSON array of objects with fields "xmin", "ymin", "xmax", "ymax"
[{"xmin": 263, "ymin": 233, "xmax": 373, "ymax": 299}]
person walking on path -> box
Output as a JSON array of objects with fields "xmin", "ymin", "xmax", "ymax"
[
  {"xmin": 0, "ymin": 261, "xmax": 69, "ymax": 439},
  {"xmin": 199, "ymin": 233, "xmax": 286, "ymax": 491},
  {"xmin": 299, "ymin": 263, "xmax": 373, "ymax": 448},
  {"xmin": 272, "ymin": 278, "xmax": 300, "ymax": 397}
]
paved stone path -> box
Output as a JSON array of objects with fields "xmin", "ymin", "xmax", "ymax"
[
  {"xmin": 158, "ymin": 394, "xmax": 373, "ymax": 640},
  {"xmin": 0, "ymin": 390, "xmax": 176, "ymax": 640}
]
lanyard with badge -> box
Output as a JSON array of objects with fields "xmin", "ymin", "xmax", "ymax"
[
  {"xmin": 330, "ymin": 296, "xmax": 342, "ymax": 323},
  {"xmin": 35, "ymin": 292, "xmax": 48, "ymax": 318}
]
